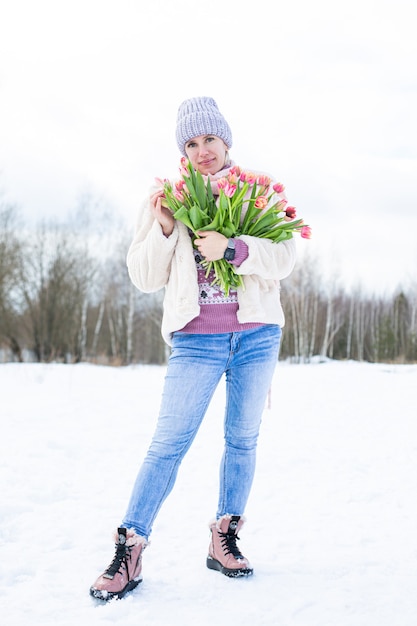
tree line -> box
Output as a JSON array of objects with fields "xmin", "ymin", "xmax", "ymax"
[{"xmin": 1, "ymin": 200, "xmax": 416, "ymax": 365}]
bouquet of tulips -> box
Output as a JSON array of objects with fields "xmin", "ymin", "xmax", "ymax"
[{"xmin": 161, "ymin": 157, "xmax": 311, "ymax": 295}]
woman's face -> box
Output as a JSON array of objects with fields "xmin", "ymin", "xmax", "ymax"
[{"xmin": 184, "ymin": 135, "xmax": 228, "ymax": 175}]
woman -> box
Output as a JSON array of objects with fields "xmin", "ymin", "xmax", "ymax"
[{"xmin": 90, "ymin": 97, "xmax": 297, "ymax": 601}]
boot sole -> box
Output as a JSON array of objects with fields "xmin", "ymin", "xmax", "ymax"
[
  {"xmin": 90, "ymin": 576, "xmax": 143, "ymax": 601},
  {"xmin": 206, "ymin": 556, "xmax": 253, "ymax": 578}
]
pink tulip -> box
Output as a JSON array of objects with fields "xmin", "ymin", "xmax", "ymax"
[
  {"xmin": 175, "ymin": 191, "xmax": 185, "ymax": 202},
  {"xmin": 240, "ymin": 171, "xmax": 257, "ymax": 185},
  {"xmin": 175, "ymin": 179, "xmax": 186, "ymax": 192},
  {"xmin": 273, "ymin": 182, "xmax": 285, "ymax": 194},
  {"xmin": 228, "ymin": 172, "xmax": 239, "ymax": 185},
  {"xmin": 224, "ymin": 182, "xmax": 237, "ymax": 198},
  {"xmin": 285, "ymin": 206, "xmax": 297, "ymax": 219},
  {"xmin": 255, "ymin": 196, "xmax": 268, "ymax": 209},
  {"xmin": 257, "ymin": 174, "xmax": 271, "ymax": 187},
  {"xmin": 179, "ymin": 157, "xmax": 190, "ymax": 178},
  {"xmin": 229, "ymin": 165, "xmax": 241, "ymax": 177},
  {"xmin": 217, "ymin": 177, "xmax": 228, "ymax": 190},
  {"xmin": 301, "ymin": 225, "xmax": 312, "ymax": 239}
]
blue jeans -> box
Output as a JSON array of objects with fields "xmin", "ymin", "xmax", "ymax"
[{"xmin": 122, "ymin": 325, "xmax": 281, "ymax": 539}]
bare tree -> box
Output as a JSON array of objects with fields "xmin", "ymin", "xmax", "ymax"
[
  {"xmin": 17, "ymin": 222, "xmax": 95, "ymax": 362},
  {"xmin": 0, "ymin": 202, "xmax": 24, "ymax": 360},
  {"xmin": 281, "ymin": 253, "xmax": 325, "ymax": 362}
]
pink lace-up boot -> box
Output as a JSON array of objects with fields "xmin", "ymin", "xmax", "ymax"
[
  {"xmin": 207, "ymin": 515, "xmax": 253, "ymax": 578},
  {"xmin": 90, "ymin": 527, "xmax": 147, "ymax": 601}
]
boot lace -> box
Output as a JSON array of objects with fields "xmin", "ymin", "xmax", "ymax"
[
  {"xmin": 219, "ymin": 531, "xmax": 244, "ymax": 559},
  {"xmin": 104, "ymin": 543, "xmax": 131, "ymax": 578}
]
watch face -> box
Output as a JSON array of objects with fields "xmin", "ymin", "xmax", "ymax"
[{"xmin": 223, "ymin": 238, "xmax": 236, "ymax": 261}]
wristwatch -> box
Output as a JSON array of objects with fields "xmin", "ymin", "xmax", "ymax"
[{"xmin": 223, "ymin": 238, "xmax": 236, "ymax": 261}]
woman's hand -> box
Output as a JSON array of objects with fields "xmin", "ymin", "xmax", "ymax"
[
  {"xmin": 194, "ymin": 231, "xmax": 229, "ymax": 261},
  {"xmin": 150, "ymin": 189, "xmax": 175, "ymax": 237}
]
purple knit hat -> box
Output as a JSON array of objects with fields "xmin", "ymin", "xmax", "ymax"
[{"xmin": 175, "ymin": 97, "xmax": 233, "ymax": 156}]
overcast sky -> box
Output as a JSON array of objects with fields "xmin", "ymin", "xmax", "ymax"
[{"xmin": 1, "ymin": 0, "xmax": 416, "ymax": 294}]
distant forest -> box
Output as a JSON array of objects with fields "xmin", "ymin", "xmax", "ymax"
[{"xmin": 1, "ymin": 200, "xmax": 416, "ymax": 365}]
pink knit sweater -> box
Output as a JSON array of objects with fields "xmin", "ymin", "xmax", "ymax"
[{"xmin": 179, "ymin": 238, "xmax": 263, "ymax": 334}]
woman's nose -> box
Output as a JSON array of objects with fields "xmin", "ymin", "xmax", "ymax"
[{"xmin": 198, "ymin": 144, "xmax": 209, "ymax": 155}]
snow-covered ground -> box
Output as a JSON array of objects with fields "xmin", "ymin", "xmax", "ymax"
[{"xmin": 1, "ymin": 360, "xmax": 416, "ymax": 625}]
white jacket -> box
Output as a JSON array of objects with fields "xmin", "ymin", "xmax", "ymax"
[{"xmin": 127, "ymin": 187, "xmax": 297, "ymax": 346}]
